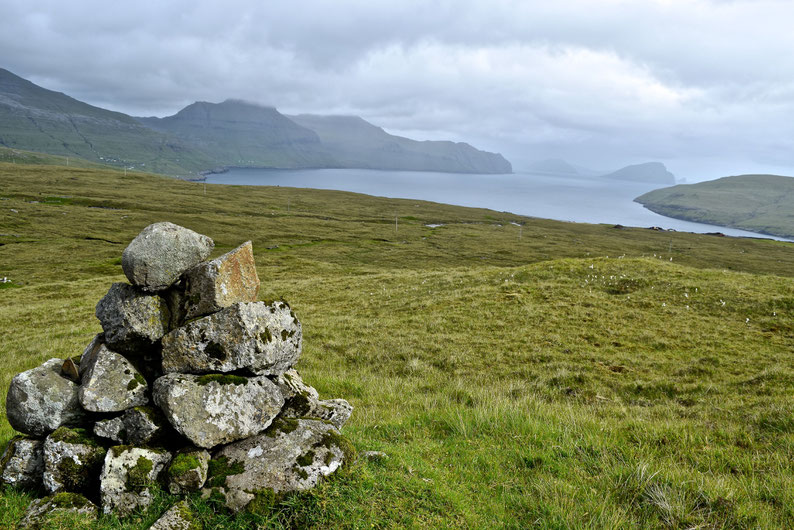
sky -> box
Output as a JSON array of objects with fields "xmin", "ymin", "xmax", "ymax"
[{"xmin": 2, "ymin": 0, "xmax": 793, "ymax": 181}]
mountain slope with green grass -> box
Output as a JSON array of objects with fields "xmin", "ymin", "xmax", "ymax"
[
  {"xmin": 1, "ymin": 163, "xmax": 792, "ymax": 528},
  {"xmin": 0, "ymin": 68, "xmax": 215, "ymax": 176},
  {"xmin": 636, "ymin": 174, "xmax": 794, "ymax": 239}
]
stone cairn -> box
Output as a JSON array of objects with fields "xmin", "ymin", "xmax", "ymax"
[{"xmin": 1, "ymin": 222, "xmax": 354, "ymax": 527}]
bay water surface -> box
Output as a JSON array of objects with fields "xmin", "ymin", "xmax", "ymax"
[{"xmin": 205, "ymin": 168, "xmax": 787, "ymax": 241}]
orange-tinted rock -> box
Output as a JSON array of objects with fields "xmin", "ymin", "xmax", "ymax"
[{"xmin": 184, "ymin": 241, "xmax": 260, "ymax": 319}]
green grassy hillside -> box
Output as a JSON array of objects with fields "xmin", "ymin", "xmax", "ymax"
[
  {"xmin": 636, "ymin": 174, "xmax": 794, "ymax": 239},
  {"xmin": 0, "ymin": 69, "xmax": 215, "ymax": 176},
  {"xmin": 1, "ymin": 163, "xmax": 793, "ymax": 528}
]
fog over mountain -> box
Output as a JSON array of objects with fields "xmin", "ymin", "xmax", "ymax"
[{"xmin": 3, "ymin": 1, "xmax": 794, "ymax": 181}]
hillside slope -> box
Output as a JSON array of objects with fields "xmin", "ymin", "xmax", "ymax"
[
  {"xmin": 0, "ymin": 68, "xmax": 214, "ymax": 175},
  {"xmin": 1, "ymin": 163, "xmax": 792, "ymax": 528},
  {"xmin": 636, "ymin": 174, "xmax": 794, "ymax": 239},
  {"xmin": 290, "ymin": 114, "xmax": 512, "ymax": 174},
  {"xmin": 138, "ymin": 100, "xmax": 336, "ymax": 169}
]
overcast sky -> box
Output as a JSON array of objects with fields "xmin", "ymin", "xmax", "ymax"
[{"xmin": 2, "ymin": 0, "xmax": 793, "ymax": 180}]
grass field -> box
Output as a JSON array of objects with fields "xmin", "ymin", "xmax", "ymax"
[{"xmin": 1, "ymin": 163, "xmax": 793, "ymax": 528}]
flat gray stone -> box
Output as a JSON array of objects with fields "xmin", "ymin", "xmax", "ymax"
[
  {"xmin": 42, "ymin": 427, "xmax": 107, "ymax": 494},
  {"xmin": 184, "ymin": 241, "xmax": 260, "ymax": 319},
  {"xmin": 79, "ymin": 343, "xmax": 149, "ymax": 412},
  {"xmin": 0, "ymin": 436, "xmax": 44, "ymax": 489},
  {"xmin": 149, "ymin": 500, "xmax": 198, "ymax": 530},
  {"xmin": 6, "ymin": 359, "xmax": 86, "ymax": 437},
  {"xmin": 122, "ymin": 222, "xmax": 214, "ymax": 292},
  {"xmin": 94, "ymin": 417, "xmax": 126, "ymax": 444},
  {"xmin": 99, "ymin": 446, "xmax": 171, "ymax": 516},
  {"xmin": 122, "ymin": 406, "xmax": 171, "ymax": 445},
  {"xmin": 18, "ymin": 493, "xmax": 98, "ymax": 529},
  {"xmin": 203, "ymin": 418, "xmax": 354, "ymax": 512},
  {"xmin": 161, "ymin": 301, "xmax": 301, "ymax": 376},
  {"xmin": 95, "ymin": 283, "xmax": 170, "ymax": 355},
  {"xmin": 167, "ymin": 448, "xmax": 210, "ymax": 495},
  {"xmin": 153, "ymin": 373, "xmax": 284, "ymax": 449},
  {"xmin": 275, "ymin": 370, "xmax": 353, "ymax": 430}
]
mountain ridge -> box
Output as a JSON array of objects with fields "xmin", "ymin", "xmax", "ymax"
[{"xmin": 0, "ymin": 68, "xmax": 512, "ymax": 175}]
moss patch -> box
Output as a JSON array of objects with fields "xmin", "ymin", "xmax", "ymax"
[
  {"xmin": 264, "ymin": 417, "xmax": 299, "ymax": 437},
  {"xmin": 246, "ymin": 488, "xmax": 277, "ymax": 515},
  {"xmin": 126, "ymin": 371, "xmax": 147, "ymax": 391},
  {"xmin": 48, "ymin": 427, "xmax": 102, "ymax": 447},
  {"xmin": 284, "ymin": 392, "xmax": 312, "ymax": 416},
  {"xmin": 196, "ymin": 374, "xmax": 248, "ymax": 386},
  {"xmin": 296, "ymin": 450, "xmax": 315, "ymax": 467},
  {"xmin": 125, "ymin": 455, "xmax": 154, "ymax": 491},
  {"xmin": 314, "ymin": 431, "xmax": 357, "ymax": 464},
  {"xmin": 259, "ymin": 328, "xmax": 273, "ymax": 343},
  {"xmin": 206, "ymin": 456, "xmax": 244, "ymax": 488},
  {"xmin": 49, "ymin": 492, "xmax": 93, "ymax": 510},
  {"xmin": 168, "ymin": 452, "xmax": 201, "ymax": 481}
]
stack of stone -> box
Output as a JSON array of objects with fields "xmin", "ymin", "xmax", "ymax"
[{"xmin": 1, "ymin": 222, "xmax": 353, "ymax": 526}]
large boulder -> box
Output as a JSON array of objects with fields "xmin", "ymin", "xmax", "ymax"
[
  {"xmin": 95, "ymin": 283, "xmax": 171, "ymax": 355},
  {"xmin": 184, "ymin": 241, "xmax": 260, "ymax": 319},
  {"xmin": 122, "ymin": 222, "xmax": 214, "ymax": 292},
  {"xmin": 99, "ymin": 446, "xmax": 171, "ymax": 516},
  {"xmin": 79, "ymin": 343, "xmax": 149, "ymax": 412},
  {"xmin": 153, "ymin": 373, "xmax": 284, "ymax": 449},
  {"xmin": 204, "ymin": 418, "xmax": 355, "ymax": 512},
  {"xmin": 6, "ymin": 359, "xmax": 86, "ymax": 437},
  {"xmin": 167, "ymin": 448, "xmax": 210, "ymax": 494},
  {"xmin": 18, "ymin": 493, "xmax": 98, "ymax": 529},
  {"xmin": 161, "ymin": 301, "xmax": 301, "ymax": 376},
  {"xmin": 275, "ymin": 369, "xmax": 353, "ymax": 430},
  {"xmin": 0, "ymin": 436, "xmax": 44, "ymax": 489},
  {"xmin": 42, "ymin": 427, "xmax": 107, "ymax": 494}
]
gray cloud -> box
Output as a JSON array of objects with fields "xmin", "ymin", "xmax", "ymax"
[{"xmin": 2, "ymin": 0, "xmax": 794, "ymax": 180}]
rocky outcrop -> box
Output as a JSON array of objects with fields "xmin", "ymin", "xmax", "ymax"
[
  {"xmin": 17, "ymin": 493, "xmax": 98, "ymax": 529},
  {"xmin": 0, "ymin": 436, "xmax": 44, "ymax": 489},
  {"xmin": 122, "ymin": 222, "xmax": 214, "ymax": 292},
  {"xmin": 2, "ymin": 222, "xmax": 354, "ymax": 523},
  {"xmin": 153, "ymin": 373, "xmax": 284, "ymax": 448},
  {"xmin": 95, "ymin": 282, "xmax": 171, "ymax": 354},
  {"xmin": 184, "ymin": 240, "xmax": 260, "ymax": 319},
  {"xmin": 204, "ymin": 418, "xmax": 355, "ymax": 512},
  {"xmin": 167, "ymin": 449, "xmax": 210, "ymax": 494},
  {"xmin": 161, "ymin": 301, "xmax": 301, "ymax": 376},
  {"xmin": 78, "ymin": 343, "xmax": 149, "ymax": 412},
  {"xmin": 99, "ymin": 446, "xmax": 172, "ymax": 515},
  {"xmin": 42, "ymin": 427, "xmax": 106, "ymax": 494},
  {"xmin": 6, "ymin": 359, "xmax": 86, "ymax": 437}
]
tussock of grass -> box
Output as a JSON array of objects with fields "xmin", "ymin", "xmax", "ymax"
[{"xmin": 0, "ymin": 163, "xmax": 792, "ymax": 527}]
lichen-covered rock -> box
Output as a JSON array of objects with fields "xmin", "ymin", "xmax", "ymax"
[
  {"xmin": 79, "ymin": 343, "xmax": 149, "ymax": 412},
  {"xmin": 161, "ymin": 301, "xmax": 301, "ymax": 376},
  {"xmin": 94, "ymin": 417, "xmax": 126, "ymax": 444},
  {"xmin": 6, "ymin": 359, "xmax": 86, "ymax": 437},
  {"xmin": 42, "ymin": 427, "xmax": 107, "ymax": 494},
  {"xmin": 18, "ymin": 492, "xmax": 98, "ymax": 529},
  {"xmin": 203, "ymin": 418, "xmax": 354, "ymax": 512},
  {"xmin": 184, "ymin": 241, "xmax": 260, "ymax": 319},
  {"xmin": 275, "ymin": 370, "xmax": 353, "ymax": 430},
  {"xmin": 99, "ymin": 446, "xmax": 171, "ymax": 516},
  {"xmin": 122, "ymin": 406, "xmax": 171, "ymax": 445},
  {"xmin": 153, "ymin": 373, "xmax": 284, "ymax": 449},
  {"xmin": 167, "ymin": 448, "xmax": 210, "ymax": 494},
  {"xmin": 0, "ymin": 436, "xmax": 44, "ymax": 489},
  {"xmin": 122, "ymin": 222, "xmax": 214, "ymax": 292},
  {"xmin": 150, "ymin": 500, "xmax": 199, "ymax": 530},
  {"xmin": 95, "ymin": 283, "xmax": 171, "ymax": 355}
]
